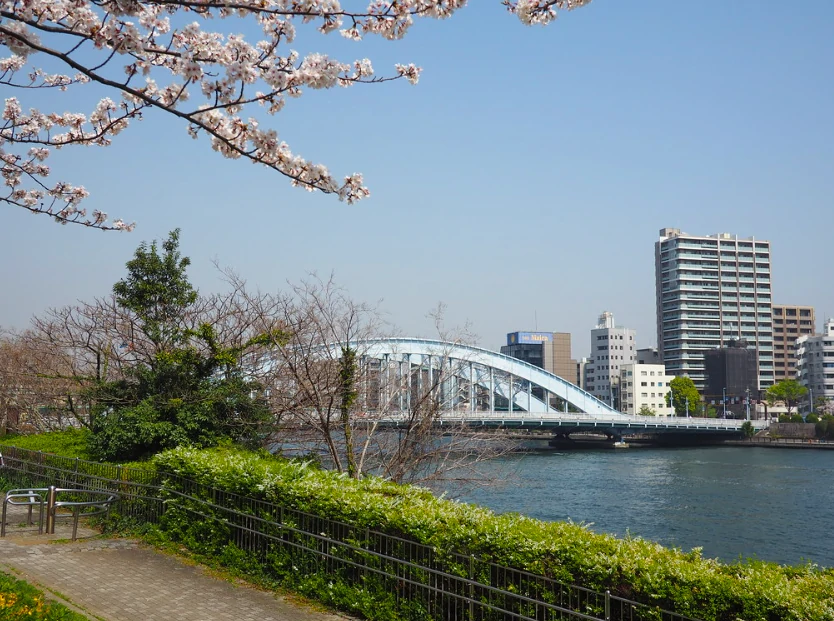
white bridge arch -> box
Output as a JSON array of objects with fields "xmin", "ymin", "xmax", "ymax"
[{"xmin": 344, "ymin": 337, "xmax": 630, "ymax": 420}]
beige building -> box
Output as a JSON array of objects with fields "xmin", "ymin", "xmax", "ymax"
[
  {"xmin": 772, "ymin": 304, "xmax": 815, "ymax": 382},
  {"xmin": 619, "ymin": 363, "xmax": 674, "ymax": 416},
  {"xmin": 550, "ymin": 332, "xmax": 578, "ymax": 384}
]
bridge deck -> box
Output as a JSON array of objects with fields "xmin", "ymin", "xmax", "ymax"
[{"xmin": 367, "ymin": 412, "xmax": 764, "ymax": 433}]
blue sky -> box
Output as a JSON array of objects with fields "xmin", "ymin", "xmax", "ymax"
[{"xmin": 1, "ymin": 1, "xmax": 832, "ymax": 357}]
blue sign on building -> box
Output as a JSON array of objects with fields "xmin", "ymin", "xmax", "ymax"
[{"xmin": 507, "ymin": 332, "xmax": 553, "ymax": 345}]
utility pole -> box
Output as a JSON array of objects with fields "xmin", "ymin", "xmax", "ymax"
[
  {"xmin": 722, "ymin": 386, "xmax": 727, "ymax": 419},
  {"xmin": 686, "ymin": 397, "xmax": 690, "ymax": 418}
]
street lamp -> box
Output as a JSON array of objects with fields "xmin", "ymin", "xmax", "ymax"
[
  {"xmin": 745, "ymin": 387, "xmax": 751, "ymax": 421},
  {"xmin": 686, "ymin": 397, "xmax": 690, "ymax": 418},
  {"xmin": 722, "ymin": 387, "xmax": 727, "ymax": 419}
]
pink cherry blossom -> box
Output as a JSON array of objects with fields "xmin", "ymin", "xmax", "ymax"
[{"xmin": 0, "ymin": 0, "xmax": 591, "ymax": 230}]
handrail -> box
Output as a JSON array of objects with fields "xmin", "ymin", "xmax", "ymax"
[
  {"xmin": 1, "ymin": 488, "xmax": 47, "ymax": 537},
  {"xmin": 1, "ymin": 483, "xmax": 118, "ymax": 541}
]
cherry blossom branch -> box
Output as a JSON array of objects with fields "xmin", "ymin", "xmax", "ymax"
[{"xmin": 0, "ymin": 0, "xmax": 591, "ymax": 230}]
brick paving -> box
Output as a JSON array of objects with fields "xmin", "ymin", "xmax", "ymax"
[{"xmin": 0, "ymin": 504, "xmax": 349, "ymax": 621}]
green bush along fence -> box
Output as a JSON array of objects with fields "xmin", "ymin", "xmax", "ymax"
[{"xmin": 2, "ymin": 445, "xmax": 701, "ymax": 621}]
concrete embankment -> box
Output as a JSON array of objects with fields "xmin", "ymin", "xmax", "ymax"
[{"xmin": 724, "ymin": 438, "xmax": 834, "ymax": 449}]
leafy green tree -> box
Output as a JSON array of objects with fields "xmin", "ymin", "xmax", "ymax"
[
  {"xmin": 112, "ymin": 228, "xmax": 197, "ymax": 351},
  {"xmin": 88, "ymin": 231, "xmax": 283, "ymax": 461},
  {"xmin": 666, "ymin": 376, "xmax": 700, "ymax": 416},
  {"xmin": 806, "ymin": 413, "xmax": 820, "ymax": 424},
  {"xmin": 740, "ymin": 420, "xmax": 755, "ymax": 439},
  {"xmin": 765, "ymin": 379, "xmax": 808, "ymax": 417},
  {"xmin": 638, "ymin": 404, "xmax": 656, "ymax": 416}
]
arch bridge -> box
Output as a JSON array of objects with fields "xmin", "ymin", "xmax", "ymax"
[{"xmin": 337, "ymin": 338, "xmax": 763, "ymax": 436}]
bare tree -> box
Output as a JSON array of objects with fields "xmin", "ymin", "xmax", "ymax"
[
  {"xmin": 0, "ymin": 329, "xmax": 78, "ymax": 433},
  {"xmin": 225, "ymin": 273, "xmax": 519, "ymax": 486}
]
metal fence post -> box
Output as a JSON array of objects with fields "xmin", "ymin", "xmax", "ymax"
[
  {"xmin": 45, "ymin": 486, "xmax": 57, "ymax": 534},
  {"xmin": 1, "ymin": 496, "xmax": 8, "ymax": 538},
  {"xmin": 605, "ymin": 589, "xmax": 611, "ymax": 621},
  {"xmin": 469, "ymin": 555, "xmax": 474, "ymax": 620}
]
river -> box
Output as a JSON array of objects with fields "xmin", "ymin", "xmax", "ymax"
[{"xmin": 456, "ymin": 446, "xmax": 834, "ymax": 567}]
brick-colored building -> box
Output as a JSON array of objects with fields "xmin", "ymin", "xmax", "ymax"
[{"xmin": 772, "ymin": 304, "xmax": 815, "ymax": 382}]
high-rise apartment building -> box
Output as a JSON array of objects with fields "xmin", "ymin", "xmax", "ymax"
[
  {"xmin": 585, "ymin": 311, "xmax": 636, "ymax": 408},
  {"xmin": 655, "ymin": 228, "xmax": 774, "ymax": 392},
  {"xmin": 772, "ymin": 304, "xmax": 816, "ymax": 382}
]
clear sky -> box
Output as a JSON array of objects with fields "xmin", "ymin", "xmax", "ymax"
[{"xmin": 1, "ymin": 1, "xmax": 832, "ymax": 357}]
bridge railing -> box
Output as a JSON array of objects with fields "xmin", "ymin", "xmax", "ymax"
[
  {"xmin": 362, "ymin": 410, "xmax": 766, "ymax": 429},
  {"xmin": 0, "ymin": 445, "xmax": 702, "ymax": 621}
]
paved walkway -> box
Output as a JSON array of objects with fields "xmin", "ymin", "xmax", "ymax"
[{"xmin": 0, "ymin": 504, "xmax": 349, "ymax": 621}]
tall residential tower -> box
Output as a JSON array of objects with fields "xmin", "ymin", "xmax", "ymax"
[{"xmin": 655, "ymin": 228, "xmax": 774, "ymax": 392}]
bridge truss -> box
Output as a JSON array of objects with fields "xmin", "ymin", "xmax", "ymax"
[{"xmin": 344, "ymin": 338, "xmax": 627, "ymax": 419}]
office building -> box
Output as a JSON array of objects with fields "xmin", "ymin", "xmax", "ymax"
[
  {"xmin": 619, "ymin": 363, "xmax": 674, "ymax": 416},
  {"xmin": 796, "ymin": 319, "xmax": 834, "ymax": 407},
  {"xmin": 703, "ymin": 340, "xmax": 758, "ymax": 414},
  {"xmin": 772, "ymin": 304, "xmax": 816, "ymax": 382},
  {"xmin": 636, "ymin": 347, "xmax": 661, "ymax": 364},
  {"xmin": 586, "ymin": 311, "xmax": 636, "ymax": 408},
  {"xmin": 655, "ymin": 228, "xmax": 773, "ymax": 391},
  {"xmin": 577, "ymin": 357, "xmax": 592, "ymax": 391},
  {"xmin": 502, "ymin": 332, "xmax": 577, "ymax": 384}
]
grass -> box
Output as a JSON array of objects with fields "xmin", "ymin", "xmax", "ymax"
[
  {"xmin": 0, "ymin": 570, "xmax": 91, "ymax": 620},
  {"xmin": 0, "ymin": 429, "xmax": 92, "ymax": 460}
]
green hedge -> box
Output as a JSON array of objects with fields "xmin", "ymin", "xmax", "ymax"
[
  {"xmin": 152, "ymin": 445, "xmax": 834, "ymax": 621},
  {"xmin": 0, "ymin": 571, "xmax": 89, "ymax": 620},
  {"xmin": 0, "ymin": 430, "xmax": 92, "ymax": 459}
]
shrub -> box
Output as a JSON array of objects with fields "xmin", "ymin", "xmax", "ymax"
[{"xmin": 151, "ymin": 445, "xmax": 834, "ymax": 621}]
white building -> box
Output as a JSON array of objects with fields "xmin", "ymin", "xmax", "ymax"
[
  {"xmin": 619, "ymin": 363, "xmax": 674, "ymax": 416},
  {"xmin": 586, "ymin": 311, "xmax": 636, "ymax": 408},
  {"xmin": 796, "ymin": 319, "xmax": 834, "ymax": 409},
  {"xmin": 655, "ymin": 228, "xmax": 774, "ymax": 391}
]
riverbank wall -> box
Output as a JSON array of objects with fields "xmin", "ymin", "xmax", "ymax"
[{"xmin": 724, "ymin": 437, "xmax": 834, "ymax": 449}]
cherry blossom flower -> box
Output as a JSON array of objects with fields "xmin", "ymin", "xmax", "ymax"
[{"xmin": 0, "ymin": 0, "xmax": 591, "ymax": 230}]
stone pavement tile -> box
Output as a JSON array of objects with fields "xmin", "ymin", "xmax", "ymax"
[{"xmin": 1, "ymin": 506, "xmax": 350, "ymax": 621}]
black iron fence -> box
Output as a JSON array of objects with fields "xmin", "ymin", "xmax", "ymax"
[{"xmin": 0, "ymin": 446, "xmax": 700, "ymax": 621}]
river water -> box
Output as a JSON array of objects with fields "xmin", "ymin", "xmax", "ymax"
[{"xmin": 456, "ymin": 446, "xmax": 834, "ymax": 567}]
